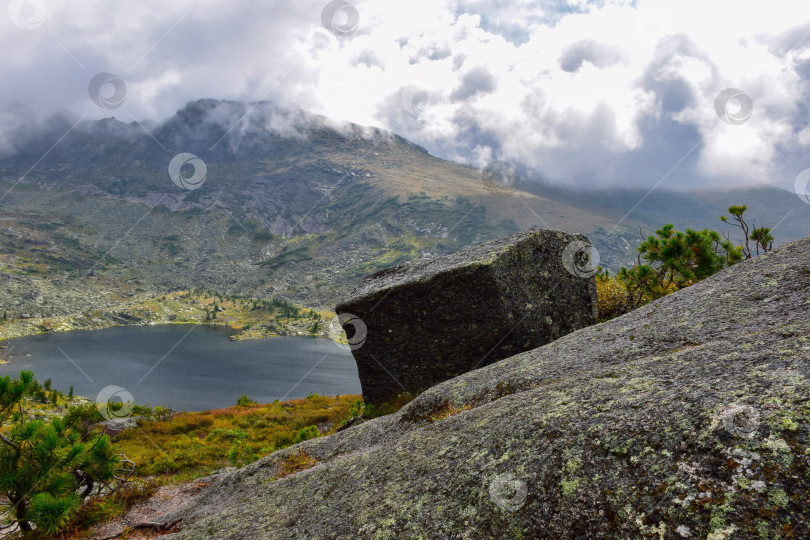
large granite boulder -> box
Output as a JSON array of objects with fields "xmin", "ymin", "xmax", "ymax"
[
  {"xmin": 159, "ymin": 237, "xmax": 810, "ymax": 540},
  {"xmin": 335, "ymin": 228, "xmax": 598, "ymax": 404}
]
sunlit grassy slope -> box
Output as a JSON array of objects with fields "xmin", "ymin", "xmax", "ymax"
[{"xmin": 114, "ymin": 394, "xmax": 361, "ymax": 477}]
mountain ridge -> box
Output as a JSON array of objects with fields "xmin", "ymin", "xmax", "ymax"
[{"xmin": 1, "ymin": 99, "xmax": 809, "ymax": 331}]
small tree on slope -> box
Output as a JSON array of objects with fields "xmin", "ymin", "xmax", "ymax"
[
  {"xmin": 0, "ymin": 371, "xmax": 119, "ymax": 534},
  {"xmin": 720, "ymin": 204, "xmax": 775, "ymax": 259},
  {"xmin": 596, "ymin": 205, "xmax": 769, "ymax": 321},
  {"xmin": 610, "ymin": 225, "xmax": 740, "ymax": 314}
]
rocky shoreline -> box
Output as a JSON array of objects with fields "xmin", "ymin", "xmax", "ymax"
[{"xmin": 0, "ymin": 291, "xmax": 347, "ymax": 350}]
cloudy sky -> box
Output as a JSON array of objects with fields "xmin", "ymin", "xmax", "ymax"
[{"xmin": 1, "ymin": 0, "xmax": 809, "ymax": 191}]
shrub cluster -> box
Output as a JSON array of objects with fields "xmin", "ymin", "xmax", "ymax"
[{"xmin": 596, "ymin": 205, "xmax": 773, "ymax": 321}]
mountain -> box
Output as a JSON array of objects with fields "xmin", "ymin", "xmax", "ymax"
[
  {"xmin": 155, "ymin": 236, "xmax": 810, "ymax": 538},
  {"xmin": 1, "ymin": 100, "xmax": 809, "ymax": 323}
]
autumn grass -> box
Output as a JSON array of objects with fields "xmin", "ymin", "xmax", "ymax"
[
  {"xmin": 428, "ymin": 402, "xmax": 472, "ymax": 422},
  {"xmin": 595, "ymin": 272, "xmax": 679, "ymax": 322},
  {"xmin": 113, "ymin": 394, "xmax": 361, "ymax": 478},
  {"xmin": 361, "ymin": 392, "xmax": 417, "ymax": 419},
  {"xmin": 12, "ymin": 392, "xmax": 412, "ymax": 537},
  {"xmin": 59, "ymin": 481, "xmax": 158, "ymax": 537},
  {"xmin": 274, "ymin": 450, "xmax": 318, "ymax": 480}
]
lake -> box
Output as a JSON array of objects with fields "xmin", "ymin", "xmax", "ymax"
[{"xmin": 0, "ymin": 325, "xmax": 361, "ymax": 411}]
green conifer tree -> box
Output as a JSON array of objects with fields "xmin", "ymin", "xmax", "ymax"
[{"xmin": 0, "ymin": 372, "xmax": 119, "ymax": 533}]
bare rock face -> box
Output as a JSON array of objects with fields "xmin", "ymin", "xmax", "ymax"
[
  {"xmin": 335, "ymin": 228, "xmax": 599, "ymax": 404},
  {"xmin": 158, "ymin": 236, "xmax": 810, "ymax": 540}
]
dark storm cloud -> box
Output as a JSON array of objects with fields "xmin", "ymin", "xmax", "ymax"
[
  {"xmin": 0, "ymin": 1, "xmax": 322, "ymax": 122},
  {"xmin": 1, "ymin": 0, "xmax": 809, "ymax": 190}
]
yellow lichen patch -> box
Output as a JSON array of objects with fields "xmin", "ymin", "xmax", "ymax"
[{"xmin": 706, "ymin": 524, "xmax": 738, "ymax": 540}]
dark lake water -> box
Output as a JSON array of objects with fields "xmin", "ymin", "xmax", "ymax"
[{"xmin": 0, "ymin": 325, "xmax": 361, "ymax": 411}]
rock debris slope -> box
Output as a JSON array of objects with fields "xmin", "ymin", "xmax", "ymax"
[{"xmin": 161, "ymin": 237, "xmax": 810, "ymax": 539}]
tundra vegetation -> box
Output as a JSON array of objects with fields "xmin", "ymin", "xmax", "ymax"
[{"xmin": 0, "ymin": 380, "xmax": 379, "ymax": 536}]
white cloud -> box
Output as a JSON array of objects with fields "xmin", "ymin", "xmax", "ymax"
[{"xmin": 1, "ymin": 0, "xmax": 809, "ymax": 189}]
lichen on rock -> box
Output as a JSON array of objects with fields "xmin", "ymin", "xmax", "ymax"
[{"xmin": 158, "ymin": 237, "xmax": 810, "ymax": 539}]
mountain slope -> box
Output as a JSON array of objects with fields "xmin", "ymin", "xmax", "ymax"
[
  {"xmin": 1, "ymin": 100, "xmax": 809, "ymax": 327},
  {"xmin": 158, "ymin": 236, "xmax": 810, "ymax": 539},
  {"xmin": 0, "ymin": 100, "xmax": 633, "ymax": 323}
]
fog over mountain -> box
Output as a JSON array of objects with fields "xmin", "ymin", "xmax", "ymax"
[
  {"xmin": 1, "ymin": 0, "xmax": 810, "ymax": 192},
  {"xmin": 1, "ymin": 98, "xmax": 808, "ymax": 328}
]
